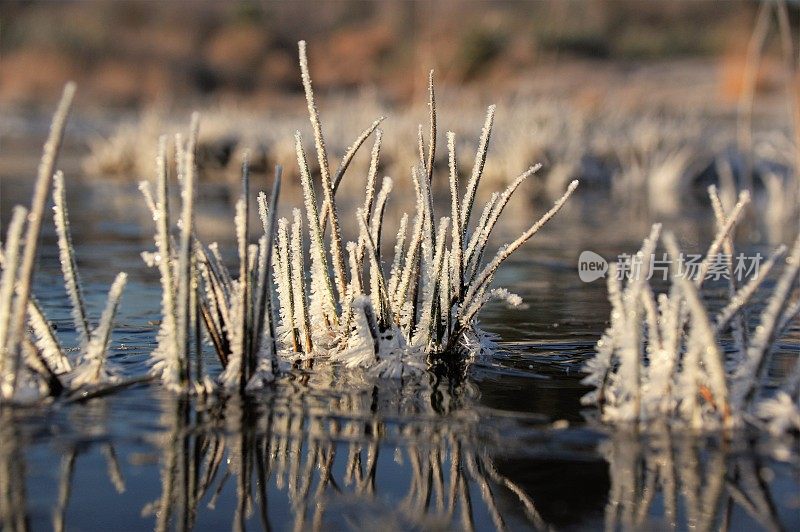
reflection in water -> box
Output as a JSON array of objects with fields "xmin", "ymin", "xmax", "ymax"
[
  {"xmin": 0, "ymin": 410, "xmax": 27, "ymax": 532},
  {"xmin": 602, "ymin": 426, "xmax": 797, "ymax": 532},
  {"xmin": 142, "ymin": 375, "xmax": 548, "ymax": 531},
  {"xmin": 1, "ymin": 376, "xmax": 798, "ymax": 531},
  {"xmin": 0, "ymin": 178, "xmax": 797, "ymax": 531},
  {"xmin": 52, "ymin": 441, "xmax": 126, "ymax": 532}
]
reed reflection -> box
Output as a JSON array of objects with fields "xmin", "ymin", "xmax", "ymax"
[
  {"xmin": 601, "ymin": 425, "xmax": 797, "ymax": 531},
  {"xmin": 1, "ymin": 378, "xmax": 798, "ymax": 531},
  {"xmin": 144, "ymin": 372, "xmax": 550, "ymax": 531}
]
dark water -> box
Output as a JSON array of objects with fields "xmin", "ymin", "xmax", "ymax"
[{"xmin": 1, "ymin": 175, "xmax": 798, "ymax": 531}]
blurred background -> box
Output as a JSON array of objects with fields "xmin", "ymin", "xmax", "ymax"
[
  {"xmin": 0, "ymin": 0, "xmax": 793, "ymax": 111},
  {"xmin": 1, "ymin": 0, "xmax": 798, "ymax": 243}
]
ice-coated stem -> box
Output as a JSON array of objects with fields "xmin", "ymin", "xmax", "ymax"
[
  {"xmin": 6, "ymin": 83, "xmax": 75, "ymax": 396},
  {"xmin": 461, "ymin": 105, "xmax": 496, "ymax": 235},
  {"xmin": 175, "ymin": 113, "xmax": 200, "ymax": 388},
  {"xmin": 254, "ymin": 167, "xmax": 282, "ymax": 371},
  {"xmin": 460, "ymin": 180, "xmax": 579, "ymax": 326},
  {"xmin": 295, "ymin": 133, "xmax": 338, "ymax": 326},
  {"xmin": 298, "ymin": 41, "xmax": 346, "ymax": 299},
  {"xmin": 0, "ymin": 207, "xmax": 27, "ymax": 381},
  {"xmin": 53, "ymin": 172, "xmax": 91, "ymax": 349}
]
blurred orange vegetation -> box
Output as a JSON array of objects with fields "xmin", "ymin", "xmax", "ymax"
[{"xmin": 0, "ymin": 0, "xmax": 796, "ymax": 110}]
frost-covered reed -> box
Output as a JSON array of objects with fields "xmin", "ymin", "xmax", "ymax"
[
  {"xmin": 0, "ymin": 84, "xmax": 132, "ymax": 403},
  {"xmin": 582, "ymin": 186, "xmax": 800, "ymax": 432},
  {"xmin": 140, "ymin": 119, "xmax": 284, "ymax": 394},
  {"xmin": 136, "ymin": 41, "xmax": 578, "ymax": 392},
  {"xmin": 272, "ymin": 42, "xmax": 578, "ymax": 378}
]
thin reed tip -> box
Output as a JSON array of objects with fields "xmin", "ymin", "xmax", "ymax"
[{"xmin": 662, "ymin": 230, "xmax": 678, "ymax": 245}]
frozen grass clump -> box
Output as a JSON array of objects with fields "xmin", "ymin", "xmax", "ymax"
[
  {"xmin": 0, "ymin": 84, "xmax": 132, "ymax": 404},
  {"xmin": 139, "ymin": 114, "xmax": 285, "ymax": 394},
  {"xmin": 582, "ymin": 186, "xmax": 800, "ymax": 432},
  {"xmin": 138, "ymin": 42, "xmax": 578, "ymax": 393},
  {"xmin": 607, "ymin": 113, "xmax": 702, "ymax": 216},
  {"xmin": 269, "ymin": 43, "xmax": 577, "ymax": 379},
  {"xmin": 82, "ymin": 108, "xmax": 163, "ymax": 180},
  {"xmin": 286, "ymin": 43, "xmax": 577, "ymax": 376}
]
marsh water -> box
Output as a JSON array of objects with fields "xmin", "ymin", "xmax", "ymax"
[{"xmin": 1, "ymin": 173, "xmax": 799, "ymax": 531}]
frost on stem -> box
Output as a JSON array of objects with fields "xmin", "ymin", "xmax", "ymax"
[
  {"xmin": 53, "ymin": 172, "xmax": 90, "ymax": 349},
  {"xmin": 174, "ymin": 113, "xmax": 199, "ymax": 388},
  {"xmin": 0, "ymin": 207, "xmax": 28, "ymax": 384},
  {"xmin": 290, "ymin": 209, "xmax": 313, "ymax": 354},
  {"xmin": 141, "ymin": 136, "xmax": 182, "ymax": 389},
  {"xmin": 461, "ymin": 105, "xmax": 496, "ymax": 235},
  {"xmin": 298, "ymin": 41, "xmax": 346, "ymax": 299},
  {"xmin": 732, "ymin": 234, "xmax": 800, "ymax": 411},
  {"xmin": 27, "ymin": 297, "xmax": 70, "ymax": 375},
  {"xmin": 71, "ymin": 273, "xmax": 127, "ymax": 388},
  {"xmin": 757, "ymin": 392, "xmax": 800, "ymax": 436},
  {"xmin": 296, "ymin": 133, "xmax": 338, "ymax": 331},
  {"xmin": 274, "ymin": 218, "xmax": 297, "ymax": 351},
  {"xmin": 6, "ymin": 83, "xmax": 75, "ymax": 397},
  {"xmin": 459, "ymin": 180, "xmax": 579, "ymax": 329}
]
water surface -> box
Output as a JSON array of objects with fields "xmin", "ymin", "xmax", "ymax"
[{"xmin": 1, "ymin": 175, "xmax": 798, "ymax": 531}]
